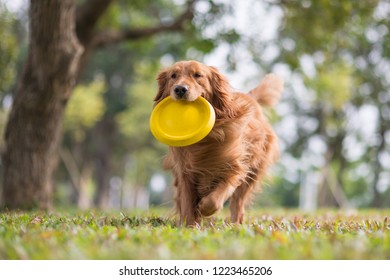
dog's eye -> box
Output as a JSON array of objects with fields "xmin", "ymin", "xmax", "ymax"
[
  {"xmin": 194, "ymin": 73, "xmax": 202, "ymax": 78},
  {"xmin": 171, "ymin": 73, "xmax": 177, "ymax": 79}
]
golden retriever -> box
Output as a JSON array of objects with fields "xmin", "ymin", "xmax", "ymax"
[{"xmin": 154, "ymin": 60, "xmax": 283, "ymax": 226}]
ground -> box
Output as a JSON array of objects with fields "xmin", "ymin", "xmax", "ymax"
[{"xmin": 0, "ymin": 208, "xmax": 389, "ymax": 259}]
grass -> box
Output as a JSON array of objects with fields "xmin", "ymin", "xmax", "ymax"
[{"xmin": 0, "ymin": 208, "xmax": 389, "ymax": 260}]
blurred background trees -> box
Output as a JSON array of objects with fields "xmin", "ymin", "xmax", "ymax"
[
  {"xmin": 0, "ymin": 0, "xmax": 389, "ymax": 210},
  {"xmin": 271, "ymin": 0, "xmax": 390, "ymax": 209}
]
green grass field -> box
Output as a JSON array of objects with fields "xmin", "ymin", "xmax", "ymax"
[{"xmin": 1, "ymin": 208, "xmax": 389, "ymax": 260}]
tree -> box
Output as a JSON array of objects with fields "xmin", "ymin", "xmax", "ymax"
[
  {"xmin": 2, "ymin": 0, "xmax": 83, "ymax": 209},
  {"xmin": 1, "ymin": 0, "xmax": 196, "ymax": 209},
  {"xmin": 270, "ymin": 0, "xmax": 390, "ymax": 207}
]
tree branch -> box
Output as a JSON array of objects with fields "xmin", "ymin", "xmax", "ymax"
[
  {"xmin": 91, "ymin": 0, "xmax": 196, "ymax": 48},
  {"xmin": 76, "ymin": 0, "xmax": 114, "ymax": 45}
]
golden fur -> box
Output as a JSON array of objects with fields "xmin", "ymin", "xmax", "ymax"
[{"xmin": 154, "ymin": 60, "xmax": 283, "ymax": 226}]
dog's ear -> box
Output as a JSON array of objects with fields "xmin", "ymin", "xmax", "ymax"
[
  {"xmin": 154, "ymin": 69, "xmax": 169, "ymax": 104},
  {"xmin": 209, "ymin": 66, "xmax": 236, "ymax": 119}
]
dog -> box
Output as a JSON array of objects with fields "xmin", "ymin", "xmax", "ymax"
[{"xmin": 154, "ymin": 60, "xmax": 283, "ymax": 226}]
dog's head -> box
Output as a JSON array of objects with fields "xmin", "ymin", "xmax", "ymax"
[{"xmin": 154, "ymin": 60, "xmax": 235, "ymax": 118}]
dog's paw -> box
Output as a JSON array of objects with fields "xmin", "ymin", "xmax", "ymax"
[{"xmin": 198, "ymin": 193, "xmax": 223, "ymax": 217}]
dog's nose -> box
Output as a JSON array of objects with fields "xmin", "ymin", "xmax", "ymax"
[{"xmin": 174, "ymin": 85, "xmax": 188, "ymax": 98}]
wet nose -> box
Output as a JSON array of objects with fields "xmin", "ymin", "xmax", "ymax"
[{"xmin": 174, "ymin": 85, "xmax": 188, "ymax": 98}]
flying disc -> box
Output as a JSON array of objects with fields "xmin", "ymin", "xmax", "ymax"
[{"xmin": 150, "ymin": 96, "xmax": 215, "ymax": 147}]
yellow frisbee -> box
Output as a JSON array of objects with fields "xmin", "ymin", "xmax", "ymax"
[{"xmin": 150, "ymin": 96, "xmax": 215, "ymax": 147}]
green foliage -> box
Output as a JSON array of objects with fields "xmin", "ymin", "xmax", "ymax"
[
  {"xmin": 116, "ymin": 68, "xmax": 155, "ymax": 146},
  {"xmin": 0, "ymin": 5, "xmax": 18, "ymax": 148},
  {"xmin": 0, "ymin": 4, "xmax": 18, "ymax": 95},
  {"xmin": 272, "ymin": 0, "xmax": 390, "ymax": 206},
  {"xmin": 305, "ymin": 61, "xmax": 354, "ymax": 110},
  {"xmin": 1, "ymin": 209, "xmax": 390, "ymax": 259},
  {"xmin": 98, "ymin": 0, "xmax": 177, "ymax": 30},
  {"xmin": 279, "ymin": 0, "xmax": 379, "ymax": 63},
  {"xmin": 64, "ymin": 78, "xmax": 106, "ymax": 141},
  {"xmin": 116, "ymin": 63, "xmax": 167, "ymax": 185}
]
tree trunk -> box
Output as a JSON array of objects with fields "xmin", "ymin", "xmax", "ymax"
[
  {"xmin": 93, "ymin": 116, "xmax": 117, "ymax": 209},
  {"xmin": 1, "ymin": 0, "xmax": 195, "ymax": 210},
  {"xmin": 2, "ymin": 0, "xmax": 83, "ymax": 209},
  {"xmin": 371, "ymin": 118, "xmax": 386, "ymax": 208}
]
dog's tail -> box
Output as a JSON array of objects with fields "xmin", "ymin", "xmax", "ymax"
[{"xmin": 248, "ymin": 74, "xmax": 284, "ymax": 107}]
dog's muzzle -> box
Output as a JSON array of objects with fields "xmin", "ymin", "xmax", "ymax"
[{"xmin": 174, "ymin": 85, "xmax": 189, "ymax": 99}]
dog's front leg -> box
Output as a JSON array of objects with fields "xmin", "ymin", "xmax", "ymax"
[
  {"xmin": 197, "ymin": 185, "xmax": 235, "ymax": 217},
  {"xmin": 197, "ymin": 173, "xmax": 242, "ymax": 217},
  {"xmin": 176, "ymin": 176, "xmax": 199, "ymax": 227}
]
